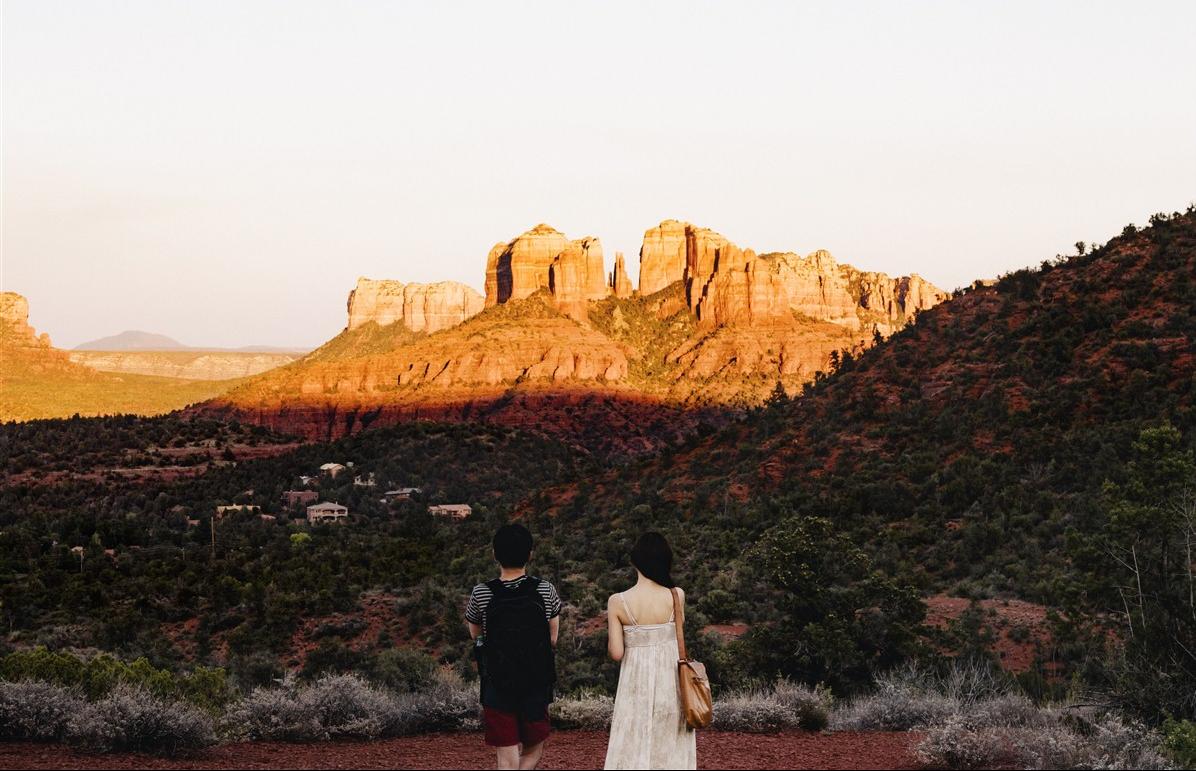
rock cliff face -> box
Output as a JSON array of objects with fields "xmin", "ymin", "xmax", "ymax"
[
  {"xmin": 346, "ymin": 279, "xmax": 483, "ymax": 333},
  {"xmin": 638, "ymin": 220, "xmax": 689, "ymax": 296},
  {"xmin": 609, "ymin": 252, "xmax": 634, "ymax": 299},
  {"xmin": 485, "ymin": 225, "xmax": 609, "ymax": 322},
  {"xmin": 1, "ymin": 291, "xmax": 51, "ymax": 348},
  {"xmin": 634, "ymin": 220, "xmax": 946, "ymax": 333}
]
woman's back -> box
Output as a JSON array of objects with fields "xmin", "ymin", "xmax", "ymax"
[
  {"xmin": 604, "ymin": 582, "xmax": 695, "ymax": 770},
  {"xmin": 618, "ymin": 583, "xmax": 675, "ymax": 626}
]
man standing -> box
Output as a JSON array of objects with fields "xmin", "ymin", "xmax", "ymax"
[{"xmin": 466, "ymin": 524, "xmax": 560, "ymax": 770}]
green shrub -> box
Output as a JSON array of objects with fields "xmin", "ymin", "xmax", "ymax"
[
  {"xmin": 369, "ymin": 648, "xmax": 437, "ymax": 693},
  {"xmin": 1163, "ymin": 718, "xmax": 1196, "ymax": 769}
]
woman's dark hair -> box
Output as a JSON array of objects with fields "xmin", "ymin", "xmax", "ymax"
[
  {"xmin": 630, "ymin": 532, "xmax": 674, "ymax": 588},
  {"xmin": 493, "ymin": 524, "xmax": 533, "ymax": 568}
]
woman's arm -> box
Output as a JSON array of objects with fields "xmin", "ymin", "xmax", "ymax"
[{"xmin": 606, "ymin": 595, "xmax": 625, "ymax": 662}]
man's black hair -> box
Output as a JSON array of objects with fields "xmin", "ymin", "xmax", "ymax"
[{"xmin": 493, "ymin": 523, "xmax": 533, "ymax": 568}]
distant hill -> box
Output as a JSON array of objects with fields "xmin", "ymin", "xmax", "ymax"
[
  {"xmin": 75, "ymin": 330, "xmax": 306, "ymax": 354},
  {"xmin": 0, "ymin": 295, "xmax": 243, "ymax": 421},
  {"xmin": 75, "ymin": 330, "xmax": 187, "ymax": 350},
  {"xmin": 571, "ymin": 207, "xmax": 1196, "ymax": 602}
]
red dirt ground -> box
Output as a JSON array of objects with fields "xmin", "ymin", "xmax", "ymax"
[{"xmin": 0, "ymin": 730, "xmax": 923, "ymax": 770}]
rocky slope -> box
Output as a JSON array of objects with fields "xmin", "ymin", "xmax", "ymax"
[
  {"xmin": 568, "ymin": 208, "xmax": 1196, "ymax": 592},
  {"xmin": 68, "ymin": 350, "xmax": 300, "ymax": 380},
  {"xmin": 202, "ymin": 219, "xmax": 945, "ymax": 451},
  {"xmin": 1, "ymin": 293, "xmax": 237, "ymax": 421}
]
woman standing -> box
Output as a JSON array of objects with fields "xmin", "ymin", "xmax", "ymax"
[{"xmin": 604, "ymin": 532, "xmax": 696, "ymax": 770}]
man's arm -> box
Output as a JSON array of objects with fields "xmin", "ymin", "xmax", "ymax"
[
  {"xmin": 465, "ymin": 585, "xmax": 484, "ymax": 640},
  {"xmin": 548, "ymin": 615, "xmax": 559, "ymax": 647}
]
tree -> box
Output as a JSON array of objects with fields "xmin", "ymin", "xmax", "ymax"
[
  {"xmin": 1100, "ymin": 424, "xmax": 1196, "ymax": 720},
  {"xmin": 739, "ymin": 516, "xmax": 925, "ymax": 693}
]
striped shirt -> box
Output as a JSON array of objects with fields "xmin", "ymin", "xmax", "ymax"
[{"xmin": 465, "ymin": 575, "xmax": 561, "ymax": 631}]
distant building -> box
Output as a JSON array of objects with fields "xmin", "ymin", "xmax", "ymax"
[
  {"xmin": 259, "ymin": 514, "xmax": 277, "ymax": 523},
  {"xmin": 215, "ymin": 504, "xmax": 261, "ymax": 518},
  {"xmin": 307, "ymin": 502, "xmax": 350, "ymax": 525},
  {"xmin": 319, "ymin": 463, "xmax": 347, "ymax": 478},
  {"xmin": 382, "ymin": 487, "xmax": 422, "ymax": 502},
  {"xmin": 428, "ymin": 504, "xmax": 472, "ymax": 520},
  {"xmin": 353, "ymin": 473, "xmax": 377, "ymax": 488},
  {"xmin": 299, "ymin": 475, "xmax": 319, "ymax": 487},
  {"xmin": 281, "ymin": 490, "xmax": 319, "ymax": 508},
  {"xmin": 186, "ymin": 518, "xmax": 201, "ymax": 528}
]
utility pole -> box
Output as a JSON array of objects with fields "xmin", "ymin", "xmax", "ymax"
[{"xmin": 210, "ymin": 515, "xmax": 216, "ymax": 560}]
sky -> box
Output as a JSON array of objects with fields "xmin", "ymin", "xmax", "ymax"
[{"xmin": 3, "ymin": 1, "xmax": 1194, "ymax": 350}]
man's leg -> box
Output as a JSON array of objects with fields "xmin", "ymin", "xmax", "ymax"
[
  {"xmin": 518, "ymin": 740, "xmax": 545, "ymax": 770},
  {"xmin": 495, "ymin": 745, "xmax": 521, "ymax": 770}
]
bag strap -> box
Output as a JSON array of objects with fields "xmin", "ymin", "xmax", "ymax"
[{"xmin": 672, "ymin": 587, "xmax": 688, "ymax": 662}]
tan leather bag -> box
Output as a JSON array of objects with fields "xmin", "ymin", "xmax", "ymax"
[{"xmin": 672, "ymin": 587, "xmax": 713, "ymax": 729}]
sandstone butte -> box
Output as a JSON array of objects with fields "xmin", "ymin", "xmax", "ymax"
[
  {"xmin": 346, "ymin": 278, "xmax": 484, "ymax": 333},
  {"xmin": 201, "ymin": 220, "xmax": 947, "ymax": 450}
]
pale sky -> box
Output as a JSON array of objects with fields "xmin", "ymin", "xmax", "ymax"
[{"xmin": 3, "ymin": 1, "xmax": 1194, "ymax": 349}]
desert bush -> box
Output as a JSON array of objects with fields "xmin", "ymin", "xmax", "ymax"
[
  {"xmin": 226, "ymin": 673, "xmax": 402, "ymax": 741},
  {"xmin": 830, "ymin": 672, "xmax": 956, "ymax": 731},
  {"xmin": 549, "ymin": 691, "xmax": 614, "ymax": 729},
  {"xmin": 226, "ymin": 671, "xmax": 476, "ymax": 741},
  {"xmin": 916, "ymin": 710, "xmax": 1173, "ymax": 770},
  {"xmin": 65, "ymin": 684, "xmax": 216, "ymax": 755},
  {"xmin": 830, "ymin": 663, "xmax": 1031, "ymax": 732},
  {"xmin": 713, "ymin": 680, "xmax": 832, "ymax": 732},
  {"xmin": 0, "ymin": 680, "xmax": 84, "ymax": 741},
  {"xmin": 392, "ymin": 672, "xmax": 479, "ymax": 735}
]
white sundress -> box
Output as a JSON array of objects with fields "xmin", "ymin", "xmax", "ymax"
[{"xmin": 603, "ymin": 593, "xmax": 697, "ymax": 770}]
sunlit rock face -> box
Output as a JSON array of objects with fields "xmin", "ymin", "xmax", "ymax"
[{"xmin": 346, "ymin": 278, "xmax": 483, "ymax": 333}]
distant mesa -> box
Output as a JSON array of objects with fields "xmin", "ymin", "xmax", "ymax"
[{"xmin": 346, "ymin": 279, "xmax": 483, "ymax": 334}]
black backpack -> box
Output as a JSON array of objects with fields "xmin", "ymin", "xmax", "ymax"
[{"xmin": 480, "ymin": 577, "xmax": 556, "ymax": 702}]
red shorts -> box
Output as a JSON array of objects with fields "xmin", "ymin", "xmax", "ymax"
[{"xmin": 482, "ymin": 706, "xmax": 551, "ymax": 748}]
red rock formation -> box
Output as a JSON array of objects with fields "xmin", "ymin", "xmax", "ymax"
[
  {"xmin": 609, "ymin": 252, "xmax": 634, "ymax": 299},
  {"xmin": 0, "ymin": 291, "xmax": 52, "ymax": 348},
  {"xmin": 346, "ymin": 278, "xmax": 483, "ymax": 333},
  {"xmin": 484, "ymin": 224, "xmax": 572, "ymax": 306},
  {"xmin": 638, "ymin": 220, "xmax": 688, "ymax": 296}
]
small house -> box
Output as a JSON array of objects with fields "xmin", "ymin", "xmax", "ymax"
[
  {"xmin": 353, "ymin": 473, "xmax": 377, "ymax": 488},
  {"xmin": 382, "ymin": 487, "xmax": 422, "ymax": 502},
  {"xmin": 428, "ymin": 504, "xmax": 472, "ymax": 520},
  {"xmin": 215, "ymin": 504, "xmax": 261, "ymax": 518},
  {"xmin": 319, "ymin": 463, "xmax": 347, "ymax": 478},
  {"xmin": 281, "ymin": 490, "xmax": 319, "ymax": 508},
  {"xmin": 307, "ymin": 502, "xmax": 350, "ymax": 525}
]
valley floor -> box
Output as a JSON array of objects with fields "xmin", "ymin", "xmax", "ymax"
[{"xmin": 0, "ymin": 730, "xmax": 923, "ymax": 770}]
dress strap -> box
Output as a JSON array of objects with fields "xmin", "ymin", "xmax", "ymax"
[
  {"xmin": 620, "ymin": 592, "xmax": 639, "ymax": 626},
  {"xmin": 669, "ymin": 596, "xmax": 676, "ymax": 623}
]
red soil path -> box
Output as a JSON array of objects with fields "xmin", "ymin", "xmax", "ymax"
[{"xmin": 0, "ymin": 730, "xmax": 923, "ymax": 770}]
